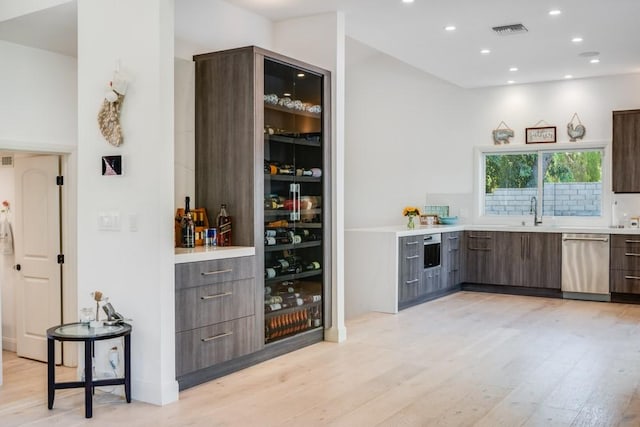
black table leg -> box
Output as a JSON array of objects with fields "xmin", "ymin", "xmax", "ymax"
[
  {"xmin": 84, "ymin": 341, "xmax": 93, "ymax": 418},
  {"xmin": 124, "ymin": 334, "xmax": 131, "ymax": 403},
  {"xmin": 47, "ymin": 337, "xmax": 55, "ymax": 409}
]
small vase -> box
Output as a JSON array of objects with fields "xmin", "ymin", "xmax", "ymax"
[{"xmin": 407, "ymin": 215, "xmax": 415, "ymax": 229}]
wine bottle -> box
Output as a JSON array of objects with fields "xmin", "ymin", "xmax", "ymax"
[
  {"xmin": 304, "ymin": 261, "xmax": 321, "ymax": 271},
  {"xmin": 181, "ymin": 196, "xmax": 195, "ymax": 248},
  {"xmin": 216, "ymin": 204, "xmax": 232, "ymax": 246}
]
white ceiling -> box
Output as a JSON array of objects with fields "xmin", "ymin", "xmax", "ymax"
[{"xmin": 2, "ymin": 0, "xmax": 640, "ymax": 88}]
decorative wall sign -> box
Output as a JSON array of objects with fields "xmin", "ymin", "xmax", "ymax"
[
  {"xmin": 567, "ymin": 112, "xmax": 586, "ymax": 141},
  {"xmin": 526, "ymin": 126, "xmax": 556, "ymax": 144},
  {"xmin": 492, "ymin": 121, "xmax": 514, "ymax": 145},
  {"xmin": 102, "ymin": 155, "xmax": 122, "ymax": 176}
]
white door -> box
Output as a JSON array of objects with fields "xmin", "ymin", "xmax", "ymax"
[{"xmin": 14, "ymin": 155, "xmax": 61, "ymax": 363}]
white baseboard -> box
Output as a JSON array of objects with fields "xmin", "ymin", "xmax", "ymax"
[
  {"xmin": 132, "ymin": 378, "xmax": 179, "ymax": 405},
  {"xmin": 2, "ymin": 337, "xmax": 16, "ymax": 352},
  {"xmin": 325, "ymin": 325, "xmax": 347, "ymax": 343}
]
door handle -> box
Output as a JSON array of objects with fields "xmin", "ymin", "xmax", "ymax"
[{"xmin": 14, "ymin": 264, "xmax": 21, "ymax": 271}]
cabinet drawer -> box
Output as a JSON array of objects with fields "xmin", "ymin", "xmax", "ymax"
[
  {"xmin": 175, "ymin": 278, "xmax": 256, "ymax": 332},
  {"xmin": 399, "ymin": 235, "xmax": 422, "ymax": 255},
  {"xmin": 175, "ymin": 316, "xmax": 258, "ymax": 377},
  {"xmin": 175, "ymin": 256, "xmax": 255, "ymax": 290},
  {"xmin": 611, "ymin": 270, "xmax": 640, "ymax": 294},
  {"xmin": 611, "ymin": 247, "xmax": 640, "ymax": 270},
  {"xmin": 466, "ymin": 232, "xmax": 494, "ymax": 251},
  {"xmin": 611, "ymin": 235, "xmax": 640, "ymax": 250},
  {"xmin": 444, "ymin": 232, "xmax": 461, "ymax": 251}
]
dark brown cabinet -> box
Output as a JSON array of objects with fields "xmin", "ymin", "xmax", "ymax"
[
  {"xmin": 191, "ymin": 46, "xmax": 331, "ymax": 383},
  {"xmin": 175, "ymin": 256, "xmax": 258, "ymax": 386},
  {"xmin": 610, "ymin": 235, "xmax": 640, "ymax": 295},
  {"xmin": 441, "ymin": 231, "xmax": 463, "ymax": 289},
  {"xmin": 612, "ymin": 109, "xmax": 640, "ymax": 193},
  {"xmin": 464, "ymin": 231, "xmax": 560, "ymax": 289},
  {"xmin": 464, "ymin": 231, "xmax": 497, "ymax": 284},
  {"xmin": 398, "ymin": 235, "xmax": 423, "ymax": 307}
]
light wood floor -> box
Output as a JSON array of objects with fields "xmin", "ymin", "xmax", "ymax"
[{"xmin": 3, "ymin": 291, "xmax": 640, "ymax": 426}]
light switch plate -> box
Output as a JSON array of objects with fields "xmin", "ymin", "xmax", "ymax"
[{"xmin": 98, "ymin": 212, "xmax": 121, "ymax": 231}]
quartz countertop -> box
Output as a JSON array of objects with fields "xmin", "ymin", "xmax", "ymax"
[
  {"xmin": 346, "ymin": 223, "xmax": 640, "ymax": 237},
  {"xmin": 174, "ymin": 246, "xmax": 255, "ymax": 264}
]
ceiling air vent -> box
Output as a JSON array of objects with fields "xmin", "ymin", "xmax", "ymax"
[
  {"xmin": 492, "ymin": 23, "xmax": 528, "ymax": 36},
  {"xmin": 1, "ymin": 155, "xmax": 14, "ymax": 168}
]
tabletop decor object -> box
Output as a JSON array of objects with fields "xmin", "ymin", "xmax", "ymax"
[{"xmin": 403, "ymin": 206, "xmax": 421, "ymax": 229}]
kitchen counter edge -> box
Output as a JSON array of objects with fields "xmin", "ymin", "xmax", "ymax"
[
  {"xmin": 346, "ymin": 224, "xmax": 640, "ymax": 237},
  {"xmin": 175, "ymin": 246, "xmax": 255, "ymax": 264}
]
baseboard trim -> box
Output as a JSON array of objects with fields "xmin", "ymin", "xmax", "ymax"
[
  {"xmin": 611, "ymin": 293, "xmax": 640, "ymax": 304},
  {"xmin": 2, "ymin": 337, "xmax": 16, "ymax": 352},
  {"xmin": 461, "ymin": 283, "xmax": 563, "ymax": 299},
  {"xmin": 399, "ymin": 286, "xmax": 461, "ymax": 311}
]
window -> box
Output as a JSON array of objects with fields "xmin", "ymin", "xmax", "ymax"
[{"xmin": 483, "ymin": 148, "xmax": 603, "ymax": 217}]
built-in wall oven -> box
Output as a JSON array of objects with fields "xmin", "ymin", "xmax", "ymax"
[{"xmin": 424, "ymin": 233, "xmax": 441, "ymax": 269}]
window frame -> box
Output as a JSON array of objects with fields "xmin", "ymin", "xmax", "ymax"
[{"xmin": 474, "ymin": 141, "xmax": 610, "ymax": 226}]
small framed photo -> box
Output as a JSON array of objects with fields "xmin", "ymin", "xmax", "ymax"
[
  {"xmin": 102, "ymin": 155, "xmax": 122, "ymax": 176},
  {"xmin": 526, "ymin": 126, "xmax": 556, "ymax": 144}
]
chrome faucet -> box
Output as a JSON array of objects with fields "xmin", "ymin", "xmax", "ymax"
[{"xmin": 530, "ymin": 196, "xmax": 542, "ymax": 226}]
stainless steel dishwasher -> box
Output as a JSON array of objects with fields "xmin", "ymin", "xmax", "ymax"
[{"xmin": 561, "ymin": 233, "xmax": 610, "ymax": 301}]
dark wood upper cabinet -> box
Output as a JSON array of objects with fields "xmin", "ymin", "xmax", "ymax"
[{"xmin": 612, "ymin": 109, "xmax": 640, "ymax": 193}]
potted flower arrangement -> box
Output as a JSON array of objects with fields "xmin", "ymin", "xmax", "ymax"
[{"xmin": 402, "ymin": 206, "xmax": 421, "ymax": 229}]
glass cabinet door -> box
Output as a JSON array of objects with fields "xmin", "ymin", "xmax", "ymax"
[{"xmin": 263, "ymin": 58, "xmax": 324, "ymax": 343}]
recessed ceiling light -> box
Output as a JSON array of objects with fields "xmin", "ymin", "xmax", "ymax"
[
  {"xmin": 590, "ymin": 58, "xmax": 600, "ymax": 64},
  {"xmin": 549, "ymin": 9, "xmax": 562, "ymax": 16},
  {"xmin": 564, "ymin": 74, "xmax": 573, "ymax": 79},
  {"xmin": 572, "ymin": 37, "xmax": 583, "ymax": 43},
  {"xmin": 480, "ymin": 49, "xmax": 491, "ymax": 55},
  {"xmin": 444, "ymin": 25, "xmax": 456, "ymax": 31},
  {"xmin": 297, "ymin": 73, "xmax": 305, "ymax": 78},
  {"xmin": 509, "ymin": 67, "xmax": 518, "ymax": 72},
  {"xmin": 402, "ymin": 0, "xmax": 414, "ymax": 3},
  {"xmin": 507, "ymin": 80, "xmax": 515, "ymax": 84}
]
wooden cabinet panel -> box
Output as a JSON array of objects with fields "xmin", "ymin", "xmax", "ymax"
[
  {"xmin": 613, "ymin": 110, "xmax": 640, "ymax": 193},
  {"xmin": 610, "ymin": 247, "xmax": 640, "ymax": 270},
  {"xmin": 525, "ymin": 233, "xmax": 561, "ymax": 289},
  {"xmin": 175, "ymin": 278, "xmax": 256, "ymax": 333},
  {"xmin": 398, "ymin": 235, "xmax": 423, "ymax": 305},
  {"xmin": 175, "ymin": 256, "xmax": 255, "ymax": 290},
  {"xmin": 464, "ymin": 231, "xmax": 496, "ymax": 284},
  {"xmin": 611, "ymin": 270, "xmax": 640, "ymax": 294},
  {"xmin": 610, "ymin": 234, "xmax": 640, "ymax": 250},
  {"xmin": 442, "ymin": 232, "xmax": 462, "ymax": 289},
  {"xmin": 175, "ymin": 316, "xmax": 258, "ymax": 377},
  {"xmin": 494, "ymin": 232, "xmax": 523, "ymax": 286}
]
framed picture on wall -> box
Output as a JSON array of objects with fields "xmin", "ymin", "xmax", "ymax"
[{"xmin": 526, "ymin": 126, "xmax": 556, "ymax": 144}]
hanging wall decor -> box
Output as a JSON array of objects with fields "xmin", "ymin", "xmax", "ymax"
[
  {"xmin": 97, "ymin": 68, "xmax": 129, "ymax": 147},
  {"xmin": 567, "ymin": 112, "xmax": 586, "ymax": 142},
  {"xmin": 526, "ymin": 120, "xmax": 556, "ymax": 144},
  {"xmin": 492, "ymin": 121, "xmax": 514, "ymax": 144}
]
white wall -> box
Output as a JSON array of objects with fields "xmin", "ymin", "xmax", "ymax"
[
  {"xmin": 345, "ymin": 38, "xmax": 474, "ymax": 228},
  {"xmin": 77, "ymin": 0, "xmax": 177, "ymax": 405},
  {"xmin": 345, "ymin": 38, "xmax": 640, "ymax": 229},
  {"xmin": 0, "ymin": 40, "xmax": 77, "ymax": 146},
  {"xmin": 0, "ymin": 167, "xmax": 16, "ymax": 354},
  {"xmin": 174, "ymin": 58, "xmax": 195, "ymax": 213},
  {"xmin": 0, "ymin": 0, "xmax": 71, "ymax": 21}
]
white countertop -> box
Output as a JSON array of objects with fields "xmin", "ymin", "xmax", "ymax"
[
  {"xmin": 174, "ymin": 246, "xmax": 255, "ymax": 264},
  {"xmin": 346, "ymin": 223, "xmax": 640, "ymax": 236}
]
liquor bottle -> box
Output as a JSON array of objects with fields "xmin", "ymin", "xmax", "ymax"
[
  {"xmin": 216, "ymin": 204, "xmax": 232, "ymax": 246},
  {"xmin": 304, "ymin": 260, "xmax": 321, "ymax": 271},
  {"xmin": 181, "ymin": 196, "xmax": 195, "ymax": 248}
]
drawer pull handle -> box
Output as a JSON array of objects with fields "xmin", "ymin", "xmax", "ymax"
[
  {"xmin": 625, "ymin": 275, "xmax": 640, "ymax": 281},
  {"xmin": 563, "ymin": 237, "xmax": 608, "ymax": 242},
  {"xmin": 448, "ymin": 236, "xmax": 459, "ymax": 240},
  {"xmin": 405, "ymin": 255, "xmax": 420, "ymax": 260},
  {"xmin": 625, "ymin": 240, "xmax": 640, "ymax": 244},
  {"xmin": 468, "ymin": 247, "xmax": 491, "ymax": 251},
  {"xmin": 201, "ymin": 268, "xmax": 233, "ymax": 276},
  {"xmin": 201, "ymin": 292, "xmax": 233, "ymax": 300},
  {"xmin": 405, "ymin": 279, "xmax": 419, "ymax": 284},
  {"xmin": 405, "ymin": 241, "xmax": 419, "ymax": 246},
  {"xmin": 468, "ymin": 235, "xmax": 492, "ymax": 239},
  {"xmin": 625, "ymin": 253, "xmax": 640, "ymax": 257},
  {"xmin": 201, "ymin": 331, "xmax": 233, "ymax": 342}
]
